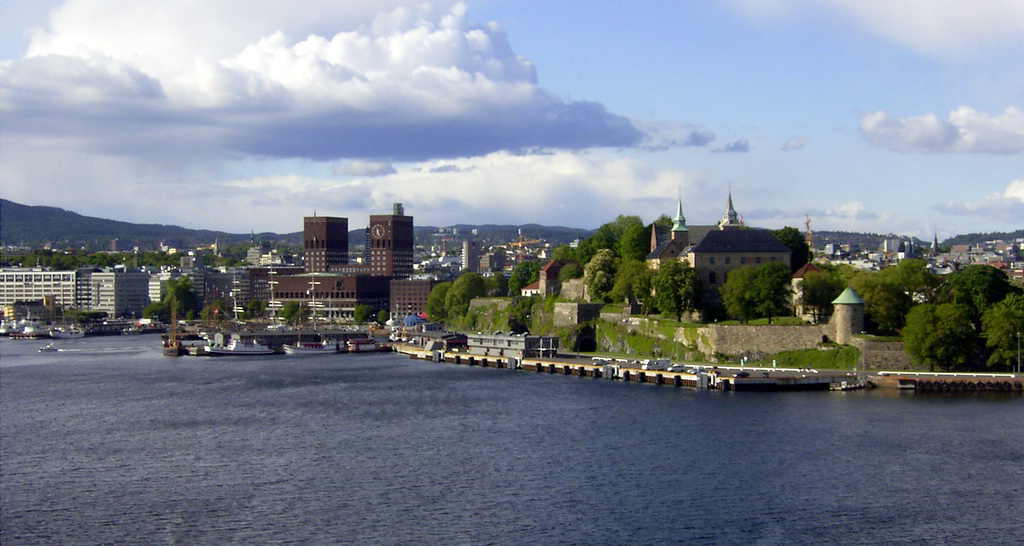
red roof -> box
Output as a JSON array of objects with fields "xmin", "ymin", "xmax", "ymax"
[
  {"xmin": 523, "ymin": 281, "xmax": 540, "ymax": 290},
  {"xmin": 791, "ymin": 262, "xmax": 822, "ymax": 279}
]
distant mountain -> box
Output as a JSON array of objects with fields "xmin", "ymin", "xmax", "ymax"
[
  {"xmin": 1, "ymin": 199, "xmax": 591, "ymax": 250},
  {"xmin": 942, "ymin": 230, "xmax": 1024, "ymax": 247},
  {"xmin": 814, "ymin": 230, "xmax": 925, "ymax": 250}
]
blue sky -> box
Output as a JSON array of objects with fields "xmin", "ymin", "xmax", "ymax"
[{"xmin": 1, "ymin": 1, "xmax": 1021, "ymax": 238}]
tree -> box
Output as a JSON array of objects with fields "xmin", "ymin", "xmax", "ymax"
[
  {"xmin": 610, "ymin": 259, "xmax": 654, "ymax": 308},
  {"xmin": 720, "ymin": 266, "xmax": 759, "ymax": 322},
  {"xmin": 773, "ymin": 226, "xmax": 810, "ymax": 272},
  {"xmin": 652, "ymin": 260, "xmax": 701, "ymax": 321},
  {"xmin": 849, "ymin": 271, "xmax": 912, "ymax": 334},
  {"xmin": 200, "ymin": 299, "xmax": 229, "ymax": 322},
  {"xmin": 508, "ymin": 261, "xmax": 541, "ymax": 295},
  {"xmin": 584, "ymin": 249, "xmax": 617, "ymax": 303},
  {"xmin": 353, "ymin": 304, "xmax": 374, "ymax": 323},
  {"xmin": 557, "ymin": 262, "xmax": 582, "ymax": 282},
  {"xmin": 616, "ymin": 217, "xmax": 649, "ymax": 262},
  {"xmin": 485, "ymin": 274, "xmax": 508, "ymax": 297},
  {"xmin": 163, "ymin": 277, "xmax": 200, "ymax": 318},
  {"xmin": 799, "ymin": 270, "xmax": 844, "ymax": 324},
  {"xmin": 939, "ymin": 265, "xmax": 1016, "ymax": 324},
  {"xmin": 245, "ymin": 299, "xmax": 266, "ymax": 319},
  {"xmin": 143, "ymin": 301, "xmax": 169, "ymax": 323},
  {"xmin": 888, "ymin": 258, "xmax": 939, "ymax": 303},
  {"xmin": 903, "ymin": 303, "xmax": 977, "ymax": 371},
  {"xmin": 751, "ymin": 262, "xmax": 792, "ymax": 324},
  {"xmin": 507, "ymin": 296, "xmax": 536, "ymax": 333},
  {"xmin": 425, "ymin": 282, "xmax": 451, "ymax": 321},
  {"xmin": 376, "ymin": 309, "xmax": 389, "ymax": 324},
  {"xmin": 981, "ymin": 293, "xmax": 1024, "ymax": 370},
  {"xmin": 279, "ymin": 301, "xmax": 306, "ymax": 326},
  {"xmin": 444, "ymin": 272, "xmax": 487, "ymax": 318}
]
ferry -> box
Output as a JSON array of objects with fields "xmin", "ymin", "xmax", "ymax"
[
  {"xmin": 283, "ymin": 339, "xmax": 340, "ymax": 355},
  {"xmin": 50, "ymin": 327, "xmax": 86, "ymax": 339},
  {"xmin": 207, "ymin": 339, "xmax": 277, "ymax": 356},
  {"xmin": 346, "ymin": 338, "xmax": 379, "ymax": 353}
]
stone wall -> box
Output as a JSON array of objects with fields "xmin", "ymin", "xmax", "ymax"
[
  {"xmin": 468, "ymin": 298, "xmax": 511, "ymax": 311},
  {"xmin": 851, "ymin": 338, "xmax": 915, "ymax": 371},
  {"xmin": 692, "ymin": 324, "xmax": 829, "ymax": 358},
  {"xmin": 559, "ymin": 278, "xmax": 586, "ymax": 301},
  {"xmin": 553, "ymin": 302, "xmax": 604, "ymax": 327}
]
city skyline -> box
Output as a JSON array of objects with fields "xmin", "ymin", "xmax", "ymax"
[{"xmin": 1, "ymin": 1, "xmax": 1021, "ymax": 238}]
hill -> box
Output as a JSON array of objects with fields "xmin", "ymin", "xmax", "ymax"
[
  {"xmin": 0, "ymin": 199, "xmax": 591, "ymax": 250},
  {"xmin": 942, "ymin": 230, "xmax": 1024, "ymax": 247}
]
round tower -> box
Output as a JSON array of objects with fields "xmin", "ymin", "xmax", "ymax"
[{"xmin": 831, "ymin": 287, "xmax": 864, "ymax": 345}]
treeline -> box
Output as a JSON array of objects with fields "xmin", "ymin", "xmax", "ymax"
[
  {"xmin": 800, "ymin": 260, "xmax": 1023, "ymax": 371},
  {"xmin": 3, "ymin": 244, "xmax": 298, "ymax": 270}
]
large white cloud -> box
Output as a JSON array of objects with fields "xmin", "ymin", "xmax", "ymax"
[
  {"xmin": 727, "ymin": 0, "xmax": 1024, "ymax": 57},
  {"xmin": 1, "ymin": 1, "xmax": 659, "ymax": 162},
  {"xmin": 860, "ymin": 107, "xmax": 1024, "ymax": 154},
  {"xmin": 934, "ymin": 178, "xmax": 1024, "ymax": 221}
]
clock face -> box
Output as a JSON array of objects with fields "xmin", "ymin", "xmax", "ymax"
[{"xmin": 371, "ymin": 225, "xmax": 385, "ymax": 238}]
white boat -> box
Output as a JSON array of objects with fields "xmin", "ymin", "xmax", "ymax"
[
  {"xmin": 38, "ymin": 343, "xmax": 59, "ymax": 352},
  {"xmin": 50, "ymin": 327, "xmax": 86, "ymax": 339},
  {"xmin": 206, "ymin": 338, "xmax": 277, "ymax": 356},
  {"xmin": 347, "ymin": 338, "xmax": 379, "ymax": 352},
  {"xmin": 283, "ymin": 339, "xmax": 338, "ymax": 355}
]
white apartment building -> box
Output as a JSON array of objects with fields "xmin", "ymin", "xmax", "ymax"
[{"xmin": 0, "ymin": 268, "xmax": 77, "ymax": 307}]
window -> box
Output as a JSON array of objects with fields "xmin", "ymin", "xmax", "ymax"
[
  {"xmin": 725, "ymin": 257, "xmax": 731, "ymax": 265},
  {"xmin": 709, "ymin": 257, "xmax": 716, "ymax": 265},
  {"xmin": 756, "ymin": 257, "xmax": 762, "ymax": 264},
  {"xmin": 709, "ymin": 272, "xmax": 717, "ymax": 284}
]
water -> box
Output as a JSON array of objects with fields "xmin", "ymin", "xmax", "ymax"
[{"xmin": 2, "ymin": 336, "xmax": 1022, "ymax": 544}]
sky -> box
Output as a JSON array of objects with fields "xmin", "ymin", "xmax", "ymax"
[{"xmin": 1, "ymin": 1, "xmax": 1022, "ymax": 238}]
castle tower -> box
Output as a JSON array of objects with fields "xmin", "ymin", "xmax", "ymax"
[
  {"xmin": 718, "ymin": 190, "xmax": 743, "ymax": 229},
  {"xmin": 830, "ymin": 287, "xmax": 864, "ymax": 345},
  {"xmin": 671, "ymin": 198, "xmax": 688, "ymax": 245}
]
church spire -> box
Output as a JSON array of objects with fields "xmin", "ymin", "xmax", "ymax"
[
  {"xmin": 718, "ymin": 188, "xmax": 742, "ymax": 229},
  {"xmin": 672, "ymin": 197, "xmax": 687, "ymax": 233}
]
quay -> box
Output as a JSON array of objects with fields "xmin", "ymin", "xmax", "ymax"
[
  {"xmin": 870, "ymin": 371, "xmax": 1024, "ymax": 392},
  {"xmin": 392, "ymin": 343, "xmax": 859, "ymax": 392}
]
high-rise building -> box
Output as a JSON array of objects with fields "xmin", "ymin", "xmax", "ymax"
[
  {"xmin": 462, "ymin": 240, "xmax": 480, "ymax": 273},
  {"xmin": 304, "ymin": 216, "xmax": 349, "ymax": 273},
  {"xmin": 367, "ymin": 203, "xmax": 414, "ymax": 277}
]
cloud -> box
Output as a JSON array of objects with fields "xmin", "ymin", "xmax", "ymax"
[
  {"xmin": 0, "ymin": 1, "xmax": 646, "ymax": 163},
  {"xmin": 332, "ymin": 160, "xmax": 396, "ymax": 177},
  {"xmin": 726, "ymin": 0, "xmax": 1024, "ymax": 58},
  {"xmin": 934, "ymin": 179, "xmax": 1024, "ymax": 220},
  {"xmin": 633, "ymin": 121, "xmax": 716, "ymax": 151},
  {"xmin": 781, "ymin": 137, "xmax": 805, "ymax": 151},
  {"xmin": 860, "ymin": 107, "xmax": 1024, "ymax": 154},
  {"xmin": 712, "ymin": 138, "xmax": 750, "ymax": 153}
]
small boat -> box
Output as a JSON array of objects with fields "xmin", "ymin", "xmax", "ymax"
[
  {"xmin": 346, "ymin": 338, "xmax": 379, "ymax": 353},
  {"xmin": 283, "ymin": 339, "xmax": 340, "ymax": 355},
  {"xmin": 122, "ymin": 326, "xmax": 143, "ymax": 335},
  {"xmin": 38, "ymin": 343, "xmax": 59, "ymax": 352},
  {"xmin": 207, "ymin": 339, "xmax": 277, "ymax": 356},
  {"xmin": 50, "ymin": 327, "xmax": 86, "ymax": 339}
]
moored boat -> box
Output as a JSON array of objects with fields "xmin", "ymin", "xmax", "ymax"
[
  {"xmin": 207, "ymin": 338, "xmax": 277, "ymax": 356},
  {"xmin": 346, "ymin": 338, "xmax": 378, "ymax": 353},
  {"xmin": 50, "ymin": 327, "xmax": 86, "ymax": 339},
  {"xmin": 283, "ymin": 339, "xmax": 340, "ymax": 355}
]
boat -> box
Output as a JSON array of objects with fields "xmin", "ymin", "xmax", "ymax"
[
  {"xmin": 38, "ymin": 343, "xmax": 59, "ymax": 352},
  {"xmin": 346, "ymin": 337, "xmax": 379, "ymax": 353},
  {"xmin": 50, "ymin": 327, "xmax": 86, "ymax": 339},
  {"xmin": 283, "ymin": 339, "xmax": 340, "ymax": 355},
  {"xmin": 122, "ymin": 326, "xmax": 143, "ymax": 335},
  {"xmin": 207, "ymin": 338, "xmax": 277, "ymax": 356},
  {"xmin": 10, "ymin": 322, "xmax": 50, "ymax": 340}
]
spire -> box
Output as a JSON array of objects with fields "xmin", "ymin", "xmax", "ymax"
[
  {"xmin": 672, "ymin": 198, "xmax": 687, "ymax": 232},
  {"xmin": 718, "ymin": 188, "xmax": 742, "ymax": 229}
]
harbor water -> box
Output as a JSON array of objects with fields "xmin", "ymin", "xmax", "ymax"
[{"xmin": 2, "ymin": 335, "xmax": 1022, "ymax": 544}]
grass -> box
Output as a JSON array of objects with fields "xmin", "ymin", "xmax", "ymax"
[
  {"xmin": 750, "ymin": 346, "xmax": 861, "ymax": 370},
  {"xmin": 855, "ymin": 333, "xmax": 903, "ymax": 342}
]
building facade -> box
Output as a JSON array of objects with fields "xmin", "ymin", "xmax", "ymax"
[
  {"xmin": 273, "ymin": 273, "xmax": 390, "ymax": 321},
  {"xmin": 89, "ymin": 270, "xmax": 150, "ymax": 317},
  {"xmin": 367, "ymin": 203, "xmax": 414, "ymax": 277},
  {"xmin": 0, "ymin": 268, "xmax": 77, "ymax": 308},
  {"xmin": 304, "ymin": 216, "xmax": 349, "ymax": 273},
  {"xmin": 389, "ymin": 279, "xmax": 435, "ymax": 318}
]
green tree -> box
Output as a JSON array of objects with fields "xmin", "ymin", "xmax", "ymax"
[
  {"xmin": 773, "ymin": 226, "xmax": 810, "ymax": 272},
  {"xmin": 508, "ymin": 261, "xmax": 541, "ymax": 295},
  {"xmin": 163, "ymin": 277, "xmax": 200, "ymax": 318},
  {"xmin": 888, "ymin": 258, "xmax": 939, "ymax": 303},
  {"xmin": 981, "ymin": 293, "xmax": 1024, "ymax": 370},
  {"xmin": 610, "ymin": 259, "xmax": 654, "ymax": 307},
  {"xmin": 280, "ymin": 301, "xmax": 307, "ymax": 326},
  {"xmin": 425, "ymin": 281, "xmax": 451, "ymax": 321},
  {"xmin": 939, "ymin": 265, "xmax": 1016, "ymax": 324},
  {"xmin": 799, "ymin": 270, "xmax": 844, "ymax": 323},
  {"xmin": 903, "ymin": 303, "xmax": 977, "ymax": 371},
  {"xmin": 849, "ymin": 271, "xmax": 912, "ymax": 334},
  {"xmin": 583, "ymin": 249, "xmax": 617, "ymax": 303},
  {"xmin": 445, "ymin": 272, "xmax": 487, "ymax": 319},
  {"xmin": 143, "ymin": 301, "xmax": 169, "ymax": 323},
  {"xmin": 485, "ymin": 274, "xmax": 508, "ymax": 297},
  {"xmin": 751, "ymin": 262, "xmax": 792, "ymax": 324},
  {"xmin": 376, "ymin": 309, "xmax": 389, "ymax": 324},
  {"xmin": 720, "ymin": 265, "xmax": 759, "ymax": 322},
  {"xmin": 200, "ymin": 299, "xmax": 229, "ymax": 322},
  {"xmin": 245, "ymin": 299, "xmax": 266, "ymax": 319},
  {"xmin": 652, "ymin": 260, "xmax": 701, "ymax": 321},
  {"xmin": 353, "ymin": 304, "xmax": 374, "ymax": 323},
  {"xmin": 616, "ymin": 216, "xmax": 649, "ymax": 262},
  {"xmin": 507, "ymin": 296, "xmax": 536, "ymax": 333},
  {"xmin": 557, "ymin": 262, "xmax": 582, "ymax": 282}
]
